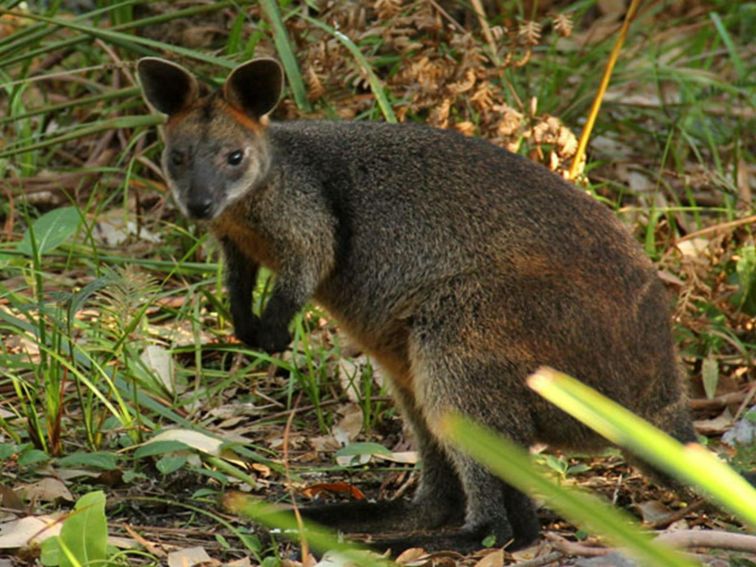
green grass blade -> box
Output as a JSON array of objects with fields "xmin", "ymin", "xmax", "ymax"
[
  {"xmin": 441, "ymin": 415, "xmax": 697, "ymax": 567},
  {"xmin": 708, "ymin": 12, "xmax": 745, "ymax": 81},
  {"xmin": 259, "ymin": 0, "xmax": 311, "ymax": 112},
  {"xmin": 224, "ymin": 493, "xmax": 387, "ymax": 565},
  {"xmin": 300, "ymin": 14, "xmax": 396, "ymax": 123},
  {"xmin": 0, "ymin": 87, "xmax": 139, "ymax": 126},
  {"xmin": 0, "ymin": 3, "xmax": 234, "ymax": 69},
  {"xmin": 0, "ymin": 9, "xmax": 236, "ymax": 68},
  {"xmin": 0, "ymin": 115, "xmax": 161, "ymax": 159},
  {"xmin": 528, "ymin": 367, "xmax": 756, "ymax": 528},
  {"xmin": 0, "ymin": 0, "xmax": 140, "ymax": 57}
]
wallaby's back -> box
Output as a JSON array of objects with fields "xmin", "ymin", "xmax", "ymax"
[{"xmin": 249, "ymin": 120, "xmax": 687, "ymax": 443}]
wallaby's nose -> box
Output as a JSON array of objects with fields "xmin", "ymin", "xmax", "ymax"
[{"xmin": 187, "ymin": 197, "xmax": 214, "ymax": 219}]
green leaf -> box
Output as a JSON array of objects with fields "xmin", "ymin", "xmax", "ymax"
[
  {"xmin": 335, "ymin": 442, "xmax": 391, "ymax": 457},
  {"xmin": 239, "ymin": 532, "xmax": 262, "ymax": 554},
  {"xmin": 567, "ymin": 463, "xmax": 591, "ymax": 475},
  {"xmin": 58, "ymin": 491, "xmax": 108, "ymax": 567},
  {"xmin": 134, "ymin": 440, "xmax": 189, "ymax": 459},
  {"xmin": 40, "ymin": 536, "xmax": 61, "ymax": 566},
  {"xmin": 17, "ymin": 207, "xmax": 81, "ymax": 257},
  {"xmin": 18, "ymin": 448, "xmax": 50, "ymax": 467},
  {"xmin": 216, "ymin": 533, "xmax": 230, "ymax": 549},
  {"xmin": 57, "ymin": 451, "xmax": 119, "ymax": 471},
  {"xmin": 192, "ymin": 488, "xmax": 218, "ymax": 499},
  {"xmin": 156, "ymin": 455, "xmax": 187, "ymax": 475},
  {"xmin": 227, "ymin": 12, "xmax": 245, "ymax": 55},
  {"xmin": 701, "ymin": 355, "xmax": 719, "ymax": 400},
  {"xmin": 481, "ymin": 534, "xmax": 497, "ymax": 547},
  {"xmin": 732, "ymin": 245, "xmax": 756, "ymax": 314},
  {"xmin": 261, "ymin": 557, "xmax": 281, "ymax": 567},
  {"xmin": 0, "ymin": 443, "xmax": 17, "ymax": 460}
]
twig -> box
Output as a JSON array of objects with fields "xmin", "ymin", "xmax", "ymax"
[
  {"xmin": 689, "ymin": 391, "xmax": 748, "ymax": 411},
  {"xmin": 544, "ymin": 533, "xmax": 609, "ymax": 557},
  {"xmin": 283, "ymin": 392, "xmax": 309, "ymax": 560},
  {"xmin": 655, "ymin": 529, "xmax": 756, "ymax": 553},
  {"xmin": 428, "ymin": 0, "xmax": 466, "ymax": 34},
  {"xmin": 734, "ymin": 384, "xmax": 756, "ymax": 421},
  {"xmin": 675, "ymin": 214, "xmax": 756, "ymax": 243},
  {"xmin": 470, "ymin": 0, "xmax": 499, "ymax": 65},
  {"xmin": 646, "ymin": 499, "xmax": 706, "ymax": 530},
  {"xmin": 513, "ymin": 551, "xmax": 564, "ymax": 566},
  {"xmin": 569, "ymin": 0, "xmax": 643, "ymax": 180}
]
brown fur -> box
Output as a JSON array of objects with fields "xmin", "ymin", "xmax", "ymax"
[{"xmin": 137, "ymin": 57, "xmax": 698, "ymax": 554}]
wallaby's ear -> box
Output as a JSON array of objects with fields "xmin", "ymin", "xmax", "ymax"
[
  {"xmin": 223, "ymin": 58, "xmax": 284, "ymax": 119},
  {"xmin": 136, "ymin": 57, "xmax": 199, "ymax": 115}
]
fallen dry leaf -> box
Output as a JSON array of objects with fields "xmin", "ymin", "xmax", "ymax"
[
  {"xmin": 301, "ymin": 482, "xmax": 366, "ymax": 501},
  {"xmin": 332, "ymin": 404, "xmax": 363, "ymax": 446},
  {"xmin": 395, "ymin": 547, "xmax": 430, "ymax": 565},
  {"xmin": 19, "ymin": 478, "xmax": 73, "ymax": 503},
  {"xmin": 635, "ymin": 499, "xmax": 672, "ymax": 524},
  {"xmin": 144, "ymin": 429, "xmax": 223, "ymax": 456},
  {"xmin": 473, "ymin": 548, "xmax": 503, "ymax": 567},
  {"xmin": 0, "ymin": 515, "xmax": 62, "ymax": 549},
  {"xmin": 167, "ymin": 546, "xmax": 215, "ymax": 567}
]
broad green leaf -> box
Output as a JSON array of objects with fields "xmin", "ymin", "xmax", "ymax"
[
  {"xmin": 57, "ymin": 451, "xmax": 118, "ymax": 471},
  {"xmin": 335, "ymin": 442, "xmax": 391, "ymax": 458},
  {"xmin": 18, "ymin": 448, "xmax": 50, "ymax": 467},
  {"xmin": 134, "ymin": 440, "xmax": 189, "ymax": 459},
  {"xmin": 58, "ymin": 491, "xmax": 108, "ymax": 567},
  {"xmin": 17, "ymin": 207, "xmax": 81, "ymax": 257},
  {"xmin": 701, "ymin": 355, "xmax": 719, "ymax": 400},
  {"xmin": 40, "ymin": 536, "xmax": 61, "ymax": 566},
  {"xmin": 156, "ymin": 455, "xmax": 187, "ymax": 475},
  {"xmin": 732, "ymin": 245, "xmax": 756, "ymax": 314}
]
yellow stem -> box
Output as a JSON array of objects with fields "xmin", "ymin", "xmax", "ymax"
[{"xmin": 569, "ymin": 0, "xmax": 643, "ymax": 180}]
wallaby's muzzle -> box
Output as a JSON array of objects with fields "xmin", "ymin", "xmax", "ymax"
[{"xmin": 186, "ymin": 195, "xmax": 214, "ymax": 219}]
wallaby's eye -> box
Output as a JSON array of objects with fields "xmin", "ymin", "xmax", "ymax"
[
  {"xmin": 170, "ymin": 151, "xmax": 184, "ymax": 167},
  {"xmin": 227, "ymin": 150, "xmax": 244, "ymax": 166}
]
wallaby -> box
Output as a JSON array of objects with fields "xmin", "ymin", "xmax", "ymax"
[{"xmin": 136, "ymin": 57, "xmax": 699, "ymax": 553}]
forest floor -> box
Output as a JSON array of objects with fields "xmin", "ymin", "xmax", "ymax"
[{"xmin": 0, "ymin": 1, "xmax": 754, "ymax": 565}]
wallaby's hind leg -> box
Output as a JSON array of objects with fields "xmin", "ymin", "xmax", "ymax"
[
  {"xmin": 408, "ymin": 336, "xmax": 542, "ymax": 551},
  {"xmin": 624, "ymin": 397, "xmax": 699, "ymax": 491},
  {"xmin": 300, "ymin": 382, "xmax": 465, "ymax": 534},
  {"xmin": 394, "ymin": 385, "xmax": 466, "ymax": 527}
]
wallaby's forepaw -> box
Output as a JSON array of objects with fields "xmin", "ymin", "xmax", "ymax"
[
  {"xmin": 233, "ymin": 316, "xmax": 290, "ymax": 353},
  {"xmin": 256, "ymin": 322, "xmax": 292, "ymax": 353},
  {"xmin": 233, "ymin": 315, "xmax": 263, "ymax": 349}
]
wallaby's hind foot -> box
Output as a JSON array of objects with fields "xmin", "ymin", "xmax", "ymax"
[
  {"xmin": 362, "ymin": 520, "xmax": 538, "ymax": 556},
  {"xmin": 299, "ymin": 496, "xmax": 465, "ymax": 535}
]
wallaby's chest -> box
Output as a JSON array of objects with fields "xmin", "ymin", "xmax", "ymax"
[{"xmin": 211, "ymin": 216, "xmax": 279, "ymax": 270}]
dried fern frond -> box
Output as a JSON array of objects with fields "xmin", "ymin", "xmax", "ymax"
[
  {"xmin": 94, "ymin": 265, "xmax": 160, "ymax": 338},
  {"xmin": 553, "ymin": 13, "xmax": 573, "ymax": 38},
  {"xmin": 518, "ymin": 20, "xmax": 542, "ymax": 46}
]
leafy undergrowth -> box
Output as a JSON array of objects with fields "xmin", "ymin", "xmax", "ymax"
[{"xmin": 0, "ymin": 0, "xmax": 754, "ymax": 565}]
